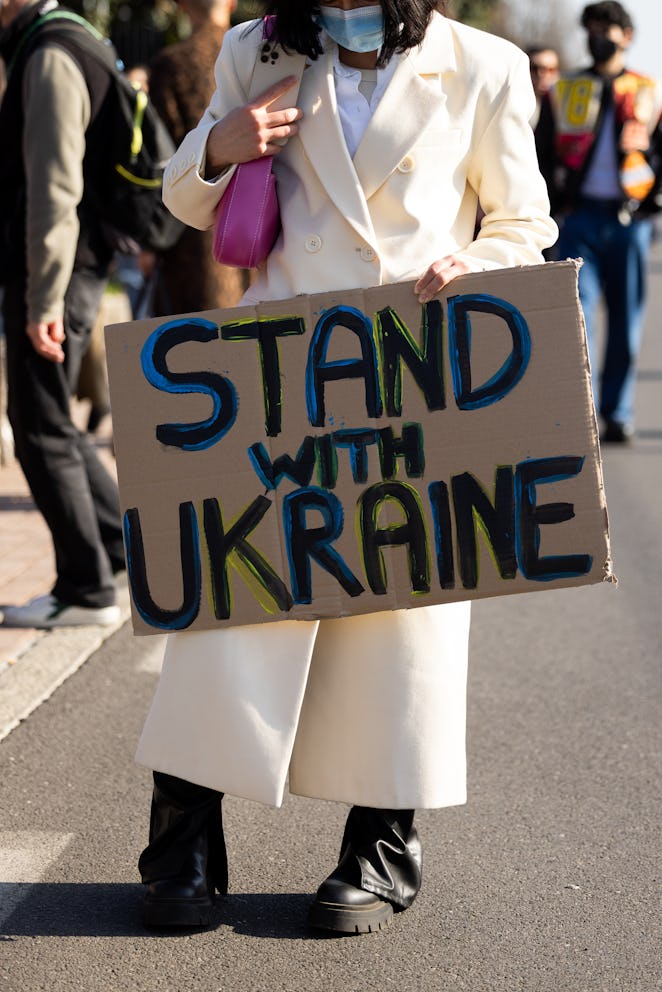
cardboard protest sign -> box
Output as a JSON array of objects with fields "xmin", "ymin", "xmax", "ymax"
[{"xmin": 105, "ymin": 261, "xmax": 613, "ymax": 636}]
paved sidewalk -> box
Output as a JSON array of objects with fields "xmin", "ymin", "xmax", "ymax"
[
  {"xmin": 0, "ymin": 292, "xmax": 133, "ymax": 740},
  {"xmin": 0, "ymin": 454, "xmax": 58, "ymax": 669}
]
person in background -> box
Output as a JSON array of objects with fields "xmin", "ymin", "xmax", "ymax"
[
  {"xmin": 147, "ymin": 0, "xmax": 249, "ymax": 317},
  {"xmin": 527, "ymin": 45, "xmax": 559, "ymax": 129},
  {"xmin": 0, "ymin": 0, "xmax": 125, "ymax": 628},
  {"xmin": 77, "ymin": 68, "xmax": 153, "ymax": 435},
  {"xmin": 112, "ymin": 63, "xmax": 158, "ymax": 321},
  {"xmin": 537, "ymin": 1, "xmax": 662, "ymax": 443},
  {"xmin": 133, "ymin": 0, "xmax": 556, "ymax": 936},
  {"xmin": 526, "ymin": 45, "xmax": 561, "ymax": 259}
]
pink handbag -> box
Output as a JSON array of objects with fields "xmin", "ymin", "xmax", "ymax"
[
  {"xmin": 212, "ymin": 16, "xmax": 303, "ymax": 269},
  {"xmin": 212, "ymin": 155, "xmax": 280, "ymax": 269}
]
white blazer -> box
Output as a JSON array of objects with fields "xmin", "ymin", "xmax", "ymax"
[{"xmin": 136, "ymin": 14, "xmax": 557, "ymax": 809}]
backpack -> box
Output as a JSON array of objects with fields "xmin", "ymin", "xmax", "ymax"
[{"xmin": 8, "ymin": 9, "xmax": 184, "ymax": 253}]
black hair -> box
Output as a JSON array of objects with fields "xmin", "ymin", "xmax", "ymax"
[
  {"xmin": 580, "ymin": 2, "xmax": 633, "ymax": 32},
  {"xmin": 266, "ymin": 1, "xmax": 441, "ymax": 67}
]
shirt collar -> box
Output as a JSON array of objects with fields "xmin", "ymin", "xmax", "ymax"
[{"xmin": 331, "ymin": 46, "xmax": 400, "ymax": 92}]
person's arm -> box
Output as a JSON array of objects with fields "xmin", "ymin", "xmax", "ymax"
[
  {"xmin": 162, "ymin": 26, "xmax": 301, "ymax": 232},
  {"xmin": 416, "ymin": 50, "xmax": 557, "ymax": 302},
  {"xmin": 22, "ymin": 45, "xmax": 90, "ymax": 360},
  {"xmin": 462, "ymin": 50, "xmax": 558, "ymax": 266}
]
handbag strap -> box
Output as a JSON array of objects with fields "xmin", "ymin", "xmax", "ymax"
[{"xmin": 245, "ymin": 16, "xmax": 306, "ymax": 108}]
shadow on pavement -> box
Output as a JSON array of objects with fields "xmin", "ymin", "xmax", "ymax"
[{"xmin": 0, "ymin": 884, "xmax": 340, "ymax": 941}]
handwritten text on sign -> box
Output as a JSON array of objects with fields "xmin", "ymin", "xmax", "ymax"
[{"xmin": 105, "ymin": 265, "xmax": 612, "ymax": 635}]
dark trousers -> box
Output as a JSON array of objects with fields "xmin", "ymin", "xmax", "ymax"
[
  {"xmin": 3, "ymin": 269, "xmax": 124, "ymax": 608},
  {"xmin": 558, "ymin": 199, "xmax": 653, "ymax": 427}
]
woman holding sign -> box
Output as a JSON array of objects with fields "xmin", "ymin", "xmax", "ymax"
[{"xmin": 136, "ymin": 0, "xmax": 557, "ymax": 933}]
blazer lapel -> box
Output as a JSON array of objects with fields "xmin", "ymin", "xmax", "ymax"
[
  {"xmin": 297, "ymin": 50, "xmax": 377, "ymax": 246},
  {"xmin": 353, "ymin": 15, "xmax": 457, "ymax": 201}
]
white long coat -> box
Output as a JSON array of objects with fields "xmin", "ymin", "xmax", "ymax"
[{"xmin": 136, "ymin": 13, "xmax": 557, "ymax": 809}]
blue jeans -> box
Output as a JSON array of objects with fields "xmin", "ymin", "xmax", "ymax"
[{"xmin": 558, "ymin": 199, "xmax": 653, "ymax": 427}]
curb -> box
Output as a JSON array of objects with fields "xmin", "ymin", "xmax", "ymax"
[{"xmin": 0, "ymin": 578, "xmax": 131, "ymax": 743}]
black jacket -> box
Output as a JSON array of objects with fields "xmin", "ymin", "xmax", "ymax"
[{"xmin": 536, "ymin": 66, "xmax": 662, "ymax": 219}]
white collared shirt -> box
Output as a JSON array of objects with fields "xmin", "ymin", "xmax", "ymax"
[{"xmin": 331, "ymin": 46, "xmax": 398, "ymax": 158}]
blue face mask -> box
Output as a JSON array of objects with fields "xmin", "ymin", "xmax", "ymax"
[{"xmin": 317, "ymin": 5, "xmax": 385, "ymax": 54}]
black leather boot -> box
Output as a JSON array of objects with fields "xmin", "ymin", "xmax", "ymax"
[
  {"xmin": 139, "ymin": 772, "xmax": 227, "ymax": 928},
  {"xmin": 308, "ymin": 806, "xmax": 422, "ymax": 935}
]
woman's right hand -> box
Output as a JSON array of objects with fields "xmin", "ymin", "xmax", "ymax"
[{"xmin": 205, "ymin": 77, "xmax": 303, "ymax": 178}]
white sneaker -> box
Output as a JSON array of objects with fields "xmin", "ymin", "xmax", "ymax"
[{"xmin": 1, "ymin": 594, "xmax": 121, "ymax": 629}]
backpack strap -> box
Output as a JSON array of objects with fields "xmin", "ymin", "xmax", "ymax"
[
  {"xmin": 11, "ymin": 12, "xmax": 154, "ymax": 168},
  {"xmin": 5, "ymin": 8, "xmax": 111, "ymax": 80},
  {"xmin": 7, "ymin": 10, "xmax": 120, "ymax": 128}
]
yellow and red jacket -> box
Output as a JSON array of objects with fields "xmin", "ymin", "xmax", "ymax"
[{"xmin": 537, "ymin": 67, "xmax": 662, "ymax": 216}]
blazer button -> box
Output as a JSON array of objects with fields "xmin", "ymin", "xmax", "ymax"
[
  {"xmin": 305, "ymin": 235, "xmax": 323, "ymax": 253},
  {"xmin": 398, "ymin": 155, "xmax": 415, "ymax": 173},
  {"xmin": 360, "ymin": 245, "xmax": 377, "ymax": 262}
]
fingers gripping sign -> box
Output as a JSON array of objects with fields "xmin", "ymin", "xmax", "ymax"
[
  {"xmin": 206, "ymin": 76, "xmax": 303, "ymax": 177},
  {"xmin": 415, "ymin": 255, "xmax": 473, "ymax": 304}
]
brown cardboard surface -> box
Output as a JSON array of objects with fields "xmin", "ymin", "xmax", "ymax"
[{"xmin": 104, "ymin": 261, "xmax": 613, "ymax": 635}]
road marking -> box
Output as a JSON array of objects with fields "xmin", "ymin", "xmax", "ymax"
[{"xmin": 0, "ymin": 831, "xmax": 74, "ymax": 928}]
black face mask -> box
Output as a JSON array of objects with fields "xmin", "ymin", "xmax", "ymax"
[{"xmin": 588, "ymin": 33, "xmax": 619, "ymax": 64}]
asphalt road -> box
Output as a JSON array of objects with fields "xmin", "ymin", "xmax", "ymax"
[{"xmin": 1, "ymin": 245, "xmax": 661, "ymax": 991}]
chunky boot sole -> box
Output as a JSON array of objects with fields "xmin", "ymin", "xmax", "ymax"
[
  {"xmin": 143, "ymin": 893, "xmax": 214, "ymax": 928},
  {"xmin": 308, "ymin": 895, "xmax": 394, "ymax": 935}
]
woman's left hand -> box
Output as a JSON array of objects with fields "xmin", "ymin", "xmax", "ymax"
[{"xmin": 414, "ymin": 255, "xmax": 472, "ymax": 303}]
